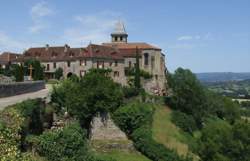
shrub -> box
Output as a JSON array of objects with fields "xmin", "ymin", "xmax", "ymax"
[
  {"xmin": 31, "ymin": 122, "xmax": 89, "ymax": 161},
  {"xmin": 113, "ymin": 102, "xmax": 154, "ymax": 135},
  {"xmin": 171, "ymin": 111, "xmax": 197, "ymax": 134},
  {"xmin": 122, "ymin": 86, "xmax": 139, "ymax": 98},
  {"xmin": 54, "ymin": 67, "xmax": 63, "ymax": 80}
]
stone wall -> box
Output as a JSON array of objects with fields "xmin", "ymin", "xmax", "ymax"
[
  {"xmin": 90, "ymin": 112, "xmax": 128, "ymax": 141},
  {"xmin": 0, "ymin": 81, "xmax": 45, "ymax": 98}
]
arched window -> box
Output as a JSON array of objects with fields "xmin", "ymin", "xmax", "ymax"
[{"xmin": 144, "ymin": 53, "xmax": 149, "ymax": 65}]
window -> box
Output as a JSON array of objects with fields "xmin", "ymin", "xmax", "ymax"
[
  {"xmin": 151, "ymin": 56, "xmax": 155, "ymax": 69},
  {"xmin": 129, "ymin": 61, "xmax": 132, "ymax": 68},
  {"xmin": 155, "ymin": 74, "xmax": 158, "ymax": 80},
  {"xmin": 69, "ymin": 52, "xmax": 74, "ymax": 57},
  {"xmin": 114, "ymin": 71, "xmax": 119, "ymax": 77},
  {"xmin": 67, "ymin": 61, "xmax": 71, "ymax": 67},
  {"xmin": 115, "ymin": 61, "xmax": 118, "ymax": 67},
  {"xmin": 53, "ymin": 62, "xmax": 56, "ymax": 68},
  {"xmin": 97, "ymin": 61, "xmax": 104, "ymax": 69},
  {"xmin": 52, "ymin": 52, "xmax": 57, "ymax": 57},
  {"xmin": 46, "ymin": 64, "xmax": 50, "ymax": 71},
  {"xmin": 80, "ymin": 59, "xmax": 86, "ymax": 66},
  {"xmin": 114, "ymin": 37, "xmax": 118, "ymax": 41},
  {"xmin": 144, "ymin": 53, "xmax": 149, "ymax": 65},
  {"xmin": 109, "ymin": 62, "xmax": 113, "ymax": 67},
  {"xmin": 120, "ymin": 36, "xmax": 123, "ymax": 41}
]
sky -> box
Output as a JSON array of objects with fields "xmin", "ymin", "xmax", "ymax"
[{"xmin": 0, "ymin": 0, "xmax": 249, "ymax": 73}]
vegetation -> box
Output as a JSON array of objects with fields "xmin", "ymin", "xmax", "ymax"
[
  {"xmin": 134, "ymin": 48, "xmax": 141, "ymax": 88},
  {"xmin": 27, "ymin": 122, "xmax": 90, "ymax": 161},
  {"xmin": 54, "ymin": 67, "xmax": 63, "ymax": 80},
  {"xmin": 113, "ymin": 102, "xmax": 192, "ymax": 161},
  {"xmin": 51, "ymin": 68, "xmax": 123, "ymax": 131},
  {"xmin": 166, "ymin": 67, "xmax": 250, "ymax": 161},
  {"xmin": 203, "ymin": 79, "xmax": 250, "ymax": 99},
  {"xmin": 24, "ymin": 59, "xmax": 44, "ymax": 80}
]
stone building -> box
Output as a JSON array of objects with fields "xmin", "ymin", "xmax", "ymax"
[
  {"xmin": 0, "ymin": 52, "xmax": 20, "ymax": 69},
  {"xmin": 1, "ymin": 21, "xmax": 167, "ymax": 94}
]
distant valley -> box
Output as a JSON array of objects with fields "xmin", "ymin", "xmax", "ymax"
[{"xmin": 196, "ymin": 72, "xmax": 250, "ymax": 82}]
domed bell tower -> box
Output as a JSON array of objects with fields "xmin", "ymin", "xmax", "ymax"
[{"xmin": 111, "ymin": 21, "xmax": 128, "ymax": 43}]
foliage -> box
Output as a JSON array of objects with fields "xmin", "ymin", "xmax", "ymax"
[
  {"xmin": 54, "ymin": 67, "xmax": 63, "ymax": 80},
  {"xmin": 29, "ymin": 122, "xmax": 89, "ymax": 161},
  {"xmin": 113, "ymin": 102, "xmax": 154, "ymax": 135},
  {"xmin": 122, "ymin": 86, "xmax": 140, "ymax": 98},
  {"xmin": 24, "ymin": 59, "xmax": 44, "ymax": 80},
  {"xmin": 171, "ymin": 111, "xmax": 197, "ymax": 134},
  {"xmin": 167, "ymin": 68, "xmax": 241, "ymax": 129},
  {"xmin": 51, "ymin": 68, "xmax": 123, "ymax": 130},
  {"xmin": 167, "ymin": 68, "xmax": 208, "ymax": 128},
  {"xmin": 134, "ymin": 48, "xmax": 141, "ymax": 88},
  {"xmin": 10, "ymin": 64, "xmax": 24, "ymax": 82},
  {"xmin": 199, "ymin": 119, "xmax": 250, "ymax": 161},
  {"xmin": 125, "ymin": 67, "xmax": 152, "ymax": 79},
  {"xmin": 113, "ymin": 102, "xmax": 192, "ymax": 161},
  {"xmin": 0, "ymin": 99, "xmax": 47, "ymax": 160},
  {"xmin": 0, "ymin": 109, "xmax": 24, "ymax": 161}
]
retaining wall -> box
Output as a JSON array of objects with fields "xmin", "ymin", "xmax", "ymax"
[{"xmin": 0, "ymin": 81, "xmax": 45, "ymax": 98}]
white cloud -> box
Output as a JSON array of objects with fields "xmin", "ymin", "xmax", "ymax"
[
  {"xmin": 31, "ymin": 1, "xmax": 53, "ymax": 19},
  {"xmin": 62, "ymin": 11, "xmax": 122, "ymax": 46},
  {"xmin": 177, "ymin": 33, "xmax": 213, "ymax": 41},
  {"xmin": 168, "ymin": 43, "xmax": 195, "ymax": 50},
  {"xmin": 29, "ymin": 1, "xmax": 54, "ymax": 33},
  {"xmin": 177, "ymin": 36, "xmax": 193, "ymax": 41}
]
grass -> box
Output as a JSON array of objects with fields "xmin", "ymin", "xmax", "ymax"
[
  {"xmin": 152, "ymin": 105, "xmax": 199, "ymax": 160},
  {"xmin": 91, "ymin": 139, "xmax": 151, "ymax": 161},
  {"xmin": 94, "ymin": 150, "xmax": 151, "ymax": 161}
]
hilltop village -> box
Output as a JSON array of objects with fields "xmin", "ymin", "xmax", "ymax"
[{"xmin": 0, "ymin": 21, "xmax": 166, "ymax": 95}]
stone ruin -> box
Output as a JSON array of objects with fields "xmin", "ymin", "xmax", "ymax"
[{"xmin": 90, "ymin": 112, "xmax": 134, "ymax": 152}]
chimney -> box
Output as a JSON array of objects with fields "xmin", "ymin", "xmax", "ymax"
[
  {"xmin": 64, "ymin": 44, "xmax": 70, "ymax": 52},
  {"xmin": 45, "ymin": 44, "xmax": 49, "ymax": 51}
]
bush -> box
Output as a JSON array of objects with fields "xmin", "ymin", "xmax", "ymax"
[
  {"xmin": 31, "ymin": 122, "xmax": 89, "ymax": 161},
  {"xmin": 113, "ymin": 102, "xmax": 154, "ymax": 135},
  {"xmin": 122, "ymin": 86, "xmax": 139, "ymax": 98},
  {"xmin": 55, "ymin": 67, "xmax": 63, "ymax": 80},
  {"xmin": 171, "ymin": 111, "xmax": 197, "ymax": 134}
]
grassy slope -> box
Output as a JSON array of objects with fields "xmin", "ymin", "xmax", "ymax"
[
  {"xmin": 152, "ymin": 105, "xmax": 199, "ymax": 160},
  {"xmin": 95, "ymin": 150, "xmax": 151, "ymax": 161}
]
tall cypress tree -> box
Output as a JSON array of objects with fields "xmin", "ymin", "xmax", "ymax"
[{"xmin": 134, "ymin": 46, "xmax": 141, "ymax": 88}]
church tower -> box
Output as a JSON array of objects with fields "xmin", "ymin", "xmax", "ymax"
[{"xmin": 111, "ymin": 21, "xmax": 128, "ymax": 43}]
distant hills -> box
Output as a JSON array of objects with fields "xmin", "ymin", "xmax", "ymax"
[{"xmin": 196, "ymin": 72, "xmax": 250, "ymax": 82}]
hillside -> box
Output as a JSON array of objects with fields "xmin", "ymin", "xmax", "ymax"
[
  {"xmin": 152, "ymin": 105, "xmax": 199, "ymax": 160},
  {"xmin": 196, "ymin": 72, "xmax": 250, "ymax": 82}
]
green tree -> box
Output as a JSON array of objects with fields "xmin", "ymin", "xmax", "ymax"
[
  {"xmin": 10, "ymin": 64, "xmax": 24, "ymax": 82},
  {"xmin": 199, "ymin": 119, "xmax": 250, "ymax": 161},
  {"xmin": 24, "ymin": 59, "xmax": 44, "ymax": 80},
  {"xmin": 134, "ymin": 47, "xmax": 141, "ymax": 88},
  {"xmin": 51, "ymin": 68, "xmax": 123, "ymax": 131},
  {"xmin": 54, "ymin": 67, "xmax": 63, "ymax": 80},
  {"xmin": 168, "ymin": 68, "xmax": 208, "ymax": 128}
]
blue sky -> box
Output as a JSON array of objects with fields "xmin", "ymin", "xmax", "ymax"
[{"xmin": 0, "ymin": 0, "xmax": 249, "ymax": 72}]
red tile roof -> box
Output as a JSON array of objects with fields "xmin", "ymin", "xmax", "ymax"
[
  {"xmin": 16, "ymin": 44, "xmax": 124, "ymax": 62},
  {"xmin": 102, "ymin": 42, "xmax": 161, "ymax": 57},
  {"xmin": 0, "ymin": 52, "xmax": 20, "ymax": 64},
  {"xmin": 103, "ymin": 42, "xmax": 161, "ymax": 50}
]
